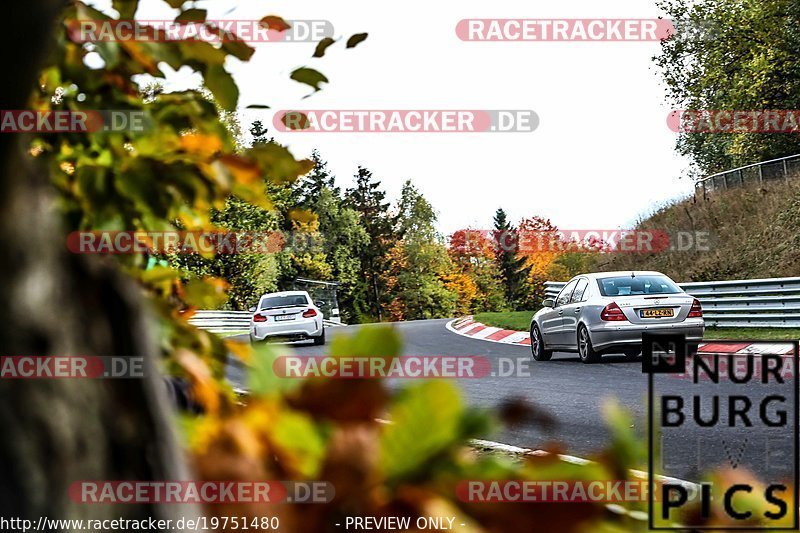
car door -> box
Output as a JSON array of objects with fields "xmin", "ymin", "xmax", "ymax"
[
  {"xmin": 546, "ymin": 279, "xmax": 578, "ymax": 346},
  {"xmin": 559, "ymin": 277, "xmax": 589, "ymax": 349}
]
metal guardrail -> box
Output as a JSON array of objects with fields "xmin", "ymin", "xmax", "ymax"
[
  {"xmin": 188, "ymin": 310, "xmax": 343, "ymax": 333},
  {"xmin": 695, "ymin": 153, "xmax": 800, "ymax": 196},
  {"xmin": 187, "ymin": 310, "xmax": 251, "ymax": 333},
  {"xmin": 544, "ymin": 277, "xmax": 800, "ymax": 328}
]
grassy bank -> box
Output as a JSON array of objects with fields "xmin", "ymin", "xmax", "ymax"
[
  {"xmin": 472, "ymin": 312, "xmax": 800, "ymax": 341},
  {"xmin": 601, "ymin": 179, "xmax": 800, "ymax": 281},
  {"xmin": 472, "ymin": 311, "xmax": 533, "ymax": 331},
  {"xmin": 703, "ymin": 327, "xmax": 800, "ymax": 341}
]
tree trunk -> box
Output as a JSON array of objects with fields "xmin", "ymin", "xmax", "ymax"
[{"xmin": 0, "ymin": 1, "xmax": 196, "ymax": 527}]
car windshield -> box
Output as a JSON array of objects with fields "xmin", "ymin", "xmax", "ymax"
[
  {"xmin": 597, "ymin": 275, "xmax": 681, "ymax": 296},
  {"xmin": 259, "ymin": 295, "xmax": 309, "ymax": 309}
]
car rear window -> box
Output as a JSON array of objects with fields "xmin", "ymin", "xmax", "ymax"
[
  {"xmin": 597, "ymin": 275, "xmax": 681, "ymax": 296},
  {"xmin": 259, "ymin": 295, "xmax": 309, "ymax": 309}
]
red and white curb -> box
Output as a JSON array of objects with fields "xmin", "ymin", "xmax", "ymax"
[
  {"xmin": 446, "ymin": 316, "xmax": 531, "ymax": 346},
  {"xmin": 447, "ymin": 317, "xmax": 796, "ymax": 355}
]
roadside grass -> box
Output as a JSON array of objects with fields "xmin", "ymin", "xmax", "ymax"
[
  {"xmin": 215, "ymin": 330, "xmax": 248, "ymax": 338},
  {"xmin": 472, "ymin": 311, "xmax": 533, "ymax": 332},
  {"xmin": 703, "ymin": 327, "xmax": 800, "ymax": 341},
  {"xmin": 472, "ymin": 312, "xmax": 800, "ymax": 341}
]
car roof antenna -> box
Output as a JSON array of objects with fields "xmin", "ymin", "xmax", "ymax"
[{"xmin": 630, "ymin": 272, "xmax": 635, "ymax": 278}]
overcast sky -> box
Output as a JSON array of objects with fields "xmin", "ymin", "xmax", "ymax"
[{"xmin": 87, "ymin": 0, "xmax": 694, "ymax": 235}]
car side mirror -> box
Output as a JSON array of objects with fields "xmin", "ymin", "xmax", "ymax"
[
  {"xmin": 248, "ymin": 306, "xmax": 256, "ymax": 313},
  {"xmin": 542, "ymin": 298, "xmax": 555, "ymax": 308},
  {"xmin": 315, "ymin": 300, "xmax": 325, "ymax": 308}
]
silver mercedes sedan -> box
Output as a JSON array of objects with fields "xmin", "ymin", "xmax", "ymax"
[{"xmin": 529, "ymin": 271, "xmax": 704, "ymax": 363}]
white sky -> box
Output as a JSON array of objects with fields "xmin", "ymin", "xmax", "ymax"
[{"xmin": 87, "ymin": 0, "xmax": 695, "ymax": 235}]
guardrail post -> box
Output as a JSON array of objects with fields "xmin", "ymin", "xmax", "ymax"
[
  {"xmin": 758, "ymin": 165, "xmax": 763, "ymax": 184},
  {"xmin": 784, "ymin": 159, "xmax": 789, "ymax": 181}
]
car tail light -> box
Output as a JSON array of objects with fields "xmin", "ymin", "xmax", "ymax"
[
  {"xmin": 688, "ymin": 298, "xmax": 703, "ymax": 318},
  {"xmin": 600, "ymin": 302, "xmax": 626, "ymax": 321},
  {"xmin": 303, "ymin": 309, "xmax": 318, "ymax": 318},
  {"xmin": 253, "ymin": 314, "xmax": 267, "ymax": 322}
]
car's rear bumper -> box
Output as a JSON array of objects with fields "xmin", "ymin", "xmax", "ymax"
[
  {"xmin": 250, "ymin": 317, "xmax": 323, "ymax": 342},
  {"xmin": 588, "ymin": 319, "xmax": 704, "ymax": 351}
]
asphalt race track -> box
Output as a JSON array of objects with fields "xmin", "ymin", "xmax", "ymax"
[{"xmin": 227, "ymin": 319, "xmax": 796, "ymax": 483}]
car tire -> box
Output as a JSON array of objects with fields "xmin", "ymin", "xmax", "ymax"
[
  {"xmin": 530, "ymin": 324, "xmax": 553, "ymax": 361},
  {"xmin": 313, "ymin": 328, "xmax": 326, "ymax": 346},
  {"xmin": 577, "ymin": 325, "xmax": 601, "ymax": 364},
  {"xmin": 687, "ymin": 342, "xmax": 699, "ymax": 357}
]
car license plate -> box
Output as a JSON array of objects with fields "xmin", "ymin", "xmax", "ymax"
[
  {"xmin": 274, "ymin": 314, "xmax": 295, "ymax": 322},
  {"xmin": 640, "ymin": 308, "xmax": 674, "ymax": 318}
]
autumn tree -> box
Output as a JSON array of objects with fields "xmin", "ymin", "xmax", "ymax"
[
  {"xmin": 384, "ymin": 181, "xmax": 457, "ymax": 320},
  {"xmin": 448, "ymin": 229, "xmax": 507, "ymax": 313}
]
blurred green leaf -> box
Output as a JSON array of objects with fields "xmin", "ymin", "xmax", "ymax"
[
  {"xmin": 247, "ymin": 143, "xmax": 314, "ymax": 184},
  {"xmin": 313, "ymin": 37, "xmax": 336, "ymax": 58},
  {"xmin": 221, "ymin": 38, "xmax": 255, "ymax": 62},
  {"xmin": 175, "ymin": 8, "xmax": 206, "ymax": 23},
  {"xmin": 602, "ymin": 398, "xmax": 647, "ymax": 474},
  {"xmin": 381, "ymin": 380, "xmax": 464, "ymax": 479},
  {"xmin": 205, "ymin": 65, "xmax": 239, "ymax": 111},
  {"xmin": 271, "ymin": 411, "xmax": 326, "ymax": 478},
  {"xmin": 184, "ymin": 278, "xmax": 229, "ymax": 308},
  {"xmin": 113, "ymin": 0, "xmax": 138, "ymax": 19},
  {"xmin": 248, "ymin": 345, "xmax": 303, "ymax": 398},
  {"xmin": 180, "ymin": 41, "xmax": 227, "ymax": 66},
  {"xmin": 330, "ymin": 324, "xmax": 402, "ymax": 357},
  {"xmin": 290, "ymin": 67, "xmax": 328, "ymax": 93},
  {"xmin": 346, "ymin": 33, "xmax": 368, "ymax": 49}
]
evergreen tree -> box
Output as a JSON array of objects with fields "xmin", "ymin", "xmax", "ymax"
[
  {"xmin": 492, "ymin": 208, "xmax": 529, "ymax": 309},
  {"xmin": 250, "ymin": 120, "xmax": 273, "ymax": 145},
  {"xmin": 298, "ymin": 150, "xmax": 340, "ymax": 208},
  {"xmin": 345, "ymin": 166, "xmax": 395, "ymax": 320}
]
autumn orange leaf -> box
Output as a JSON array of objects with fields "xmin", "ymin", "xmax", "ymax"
[
  {"xmin": 219, "ymin": 154, "xmax": 262, "ymax": 185},
  {"xmin": 180, "ymin": 133, "xmax": 224, "ymax": 157}
]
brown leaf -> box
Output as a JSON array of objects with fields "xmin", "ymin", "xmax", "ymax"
[
  {"xmin": 288, "ymin": 378, "xmax": 388, "ymax": 423},
  {"xmin": 498, "ymin": 396, "xmax": 558, "ymax": 430}
]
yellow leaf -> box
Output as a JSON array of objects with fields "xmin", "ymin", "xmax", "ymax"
[
  {"xmin": 175, "ymin": 348, "xmax": 220, "ymax": 414},
  {"xmin": 225, "ymin": 338, "xmax": 253, "ymax": 363}
]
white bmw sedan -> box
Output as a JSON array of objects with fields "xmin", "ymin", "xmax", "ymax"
[{"xmin": 249, "ymin": 291, "xmax": 325, "ymax": 345}]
